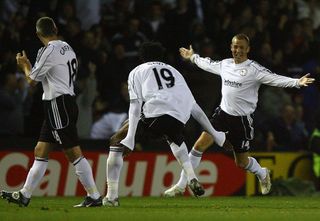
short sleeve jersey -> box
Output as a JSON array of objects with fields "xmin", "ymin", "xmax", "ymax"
[
  {"xmin": 191, "ymin": 55, "xmax": 300, "ymax": 116},
  {"xmin": 127, "ymin": 62, "xmax": 196, "ymax": 124},
  {"xmin": 29, "ymin": 40, "xmax": 77, "ymax": 100}
]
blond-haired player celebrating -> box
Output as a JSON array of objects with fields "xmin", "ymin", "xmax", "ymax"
[{"xmin": 164, "ymin": 33, "xmax": 315, "ymax": 197}]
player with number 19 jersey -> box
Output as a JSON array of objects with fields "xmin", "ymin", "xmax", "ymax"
[
  {"xmin": 29, "ymin": 40, "xmax": 77, "ymax": 100},
  {"xmin": 128, "ymin": 62, "xmax": 195, "ymax": 124}
]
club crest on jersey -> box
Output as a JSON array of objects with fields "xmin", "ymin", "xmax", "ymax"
[{"xmin": 240, "ymin": 69, "xmax": 247, "ymax": 76}]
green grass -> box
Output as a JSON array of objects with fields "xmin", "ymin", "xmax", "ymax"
[{"xmin": 1, "ymin": 196, "xmax": 320, "ymax": 221}]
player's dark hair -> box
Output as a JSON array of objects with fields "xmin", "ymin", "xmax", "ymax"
[
  {"xmin": 139, "ymin": 41, "xmax": 166, "ymax": 62},
  {"xmin": 36, "ymin": 17, "xmax": 57, "ymax": 37},
  {"xmin": 234, "ymin": 33, "xmax": 250, "ymax": 46}
]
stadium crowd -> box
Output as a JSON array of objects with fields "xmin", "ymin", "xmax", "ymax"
[{"xmin": 0, "ymin": 0, "xmax": 319, "ymax": 151}]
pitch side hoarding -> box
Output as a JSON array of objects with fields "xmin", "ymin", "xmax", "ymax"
[{"xmin": 0, "ymin": 151, "xmax": 312, "ymax": 196}]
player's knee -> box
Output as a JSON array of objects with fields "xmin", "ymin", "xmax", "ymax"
[
  {"xmin": 110, "ymin": 131, "xmax": 127, "ymax": 146},
  {"xmin": 34, "ymin": 145, "xmax": 48, "ymax": 158},
  {"xmin": 109, "ymin": 135, "xmax": 121, "ymax": 146},
  {"xmin": 194, "ymin": 134, "xmax": 213, "ymax": 152},
  {"xmin": 194, "ymin": 144, "xmax": 207, "ymax": 152},
  {"xmin": 235, "ymin": 160, "xmax": 247, "ymax": 169},
  {"xmin": 109, "ymin": 123, "xmax": 129, "ymax": 146}
]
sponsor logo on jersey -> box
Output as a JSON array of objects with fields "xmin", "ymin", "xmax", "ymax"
[{"xmin": 224, "ymin": 79, "xmax": 242, "ymax": 88}]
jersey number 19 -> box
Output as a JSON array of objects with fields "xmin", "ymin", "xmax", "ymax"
[{"xmin": 152, "ymin": 68, "xmax": 175, "ymax": 90}]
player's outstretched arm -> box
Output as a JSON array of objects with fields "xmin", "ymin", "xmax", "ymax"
[
  {"xmin": 179, "ymin": 45, "xmax": 194, "ymax": 60},
  {"xmin": 298, "ymin": 73, "xmax": 315, "ymax": 87}
]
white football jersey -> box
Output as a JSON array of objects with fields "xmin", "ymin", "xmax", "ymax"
[
  {"xmin": 29, "ymin": 40, "xmax": 77, "ymax": 100},
  {"xmin": 191, "ymin": 54, "xmax": 300, "ymax": 116},
  {"xmin": 127, "ymin": 61, "xmax": 196, "ymax": 124}
]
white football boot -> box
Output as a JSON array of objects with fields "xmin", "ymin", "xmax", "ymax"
[
  {"xmin": 259, "ymin": 168, "xmax": 272, "ymax": 195},
  {"xmin": 163, "ymin": 185, "xmax": 185, "ymax": 197}
]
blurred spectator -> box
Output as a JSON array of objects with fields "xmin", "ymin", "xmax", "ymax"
[
  {"xmin": 78, "ymin": 30, "xmax": 100, "ymax": 66},
  {"xmin": 258, "ymin": 87, "xmax": 292, "ymax": 121},
  {"xmin": 0, "ymin": 65, "xmax": 26, "ymax": 136},
  {"xmin": 163, "ymin": 0, "xmax": 196, "ymax": 53},
  {"xmin": 76, "ymin": 62, "xmax": 98, "ymax": 139},
  {"xmin": 61, "ymin": 18, "xmax": 83, "ymax": 53},
  {"xmin": 57, "ymin": 1, "xmax": 76, "ymax": 27},
  {"xmin": 140, "ymin": 1, "xmax": 166, "ymax": 42},
  {"xmin": 90, "ymin": 82, "xmax": 129, "ymax": 140},
  {"xmin": 90, "ymin": 111, "xmax": 127, "ymax": 140},
  {"xmin": 74, "ymin": 0, "xmax": 101, "ymax": 31},
  {"xmin": 266, "ymin": 104, "xmax": 309, "ymax": 151},
  {"xmin": 112, "ymin": 15, "xmax": 147, "ymax": 62}
]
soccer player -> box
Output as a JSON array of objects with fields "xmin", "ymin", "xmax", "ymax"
[
  {"xmin": 164, "ymin": 33, "xmax": 315, "ymax": 197},
  {"xmin": 0, "ymin": 17, "xmax": 102, "ymax": 207},
  {"xmin": 103, "ymin": 42, "xmax": 229, "ymax": 207}
]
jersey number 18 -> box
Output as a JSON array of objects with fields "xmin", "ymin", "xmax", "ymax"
[{"xmin": 67, "ymin": 58, "xmax": 77, "ymax": 87}]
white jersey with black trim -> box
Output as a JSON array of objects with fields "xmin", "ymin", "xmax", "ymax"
[
  {"xmin": 127, "ymin": 61, "xmax": 196, "ymax": 124},
  {"xmin": 190, "ymin": 54, "xmax": 300, "ymax": 116},
  {"xmin": 29, "ymin": 40, "xmax": 77, "ymax": 100}
]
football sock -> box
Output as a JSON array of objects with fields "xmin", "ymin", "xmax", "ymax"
[
  {"xmin": 176, "ymin": 147, "xmax": 203, "ymax": 189},
  {"xmin": 245, "ymin": 157, "xmax": 267, "ymax": 180},
  {"xmin": 190, "ymin": 103, "xmax": 226, "ymax": 147},
  {"xmin": 170, "ymin": 142, "xmax": 197, "ymax": 182},
  {"xmin": 20, "ymin": 157, "xmax": 48, "ymax": 198},
  {"xmin": 106, "ymin": 147, "xmax": 123, "ymax": 200},
  {"xmin": 73, "ymin": 157, "xmax": 100, "ymax": 199}
]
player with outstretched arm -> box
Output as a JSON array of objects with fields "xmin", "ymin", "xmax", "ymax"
[{"xmin": 164, "ymin": 33, "xmax": 315, "ymax": 197}]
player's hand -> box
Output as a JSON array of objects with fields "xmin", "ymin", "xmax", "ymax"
[
  {"xmin": 179, "ymin": 45, "xmax": 194, "ymax": 60},
  {"xmin": 16, "ymin": 50, "xmax": 31, "ymax": 69},
  {"xmin": 298, "ymin": 73, "xmax": 315, "ymax": 87}
]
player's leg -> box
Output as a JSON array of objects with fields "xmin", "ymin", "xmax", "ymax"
[
  {"xmin": 164, "ymin": 132, "xmax": 213, "ymax": 197},
  {"xmin": 231, "ymin": 113, "xmax": 271, "ymax": 195},
  {"xmin": 103, "ymin": 122, "xmax": 130, "ymax": 207},
  {"xmin": 0, "ymin": 141, "xmax": 53, "ymax": 207},
  {"xmin": 63, "ymin": 145, "xmax": 102, "ymax": 207},
  {"xmin": 148, "ymin": 115, "xmax": 204, "ymax": 197},
  {"xmin": 168, "ymin": 140, "xmax": 205, "ymax": 197},
  {"xmin": 233, "ymin": 151, "xmax": 271, "ymax": 195},
  {"xmin": 47, "ymin": 94, "xmax": 102, "ymax": 207}
]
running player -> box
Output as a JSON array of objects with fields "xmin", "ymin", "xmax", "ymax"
[
  {"xmin": 164, "ymin": 33, "xmax": 315, "ymax": 197},
  {"xmin": 103, "ymin": 41, "xmax": 229, "ymax": 207}
]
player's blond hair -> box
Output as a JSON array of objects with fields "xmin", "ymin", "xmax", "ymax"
[{"xmin": 233, "ymin": 33, "xmax": 250, "ymax": 46}]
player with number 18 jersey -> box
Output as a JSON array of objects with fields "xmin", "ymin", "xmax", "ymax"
[
  {"xmin": 29, "ymin": 40, "xmax": 79, "ymax": 148},
  {"xmin": 30, "ymin": 40, "xmax": 77, "ymax": 100}
]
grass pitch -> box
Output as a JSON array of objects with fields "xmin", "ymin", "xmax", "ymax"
[{"xmin": 1, "ymin": 196, "xmax": 320, "ymax": 221}]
